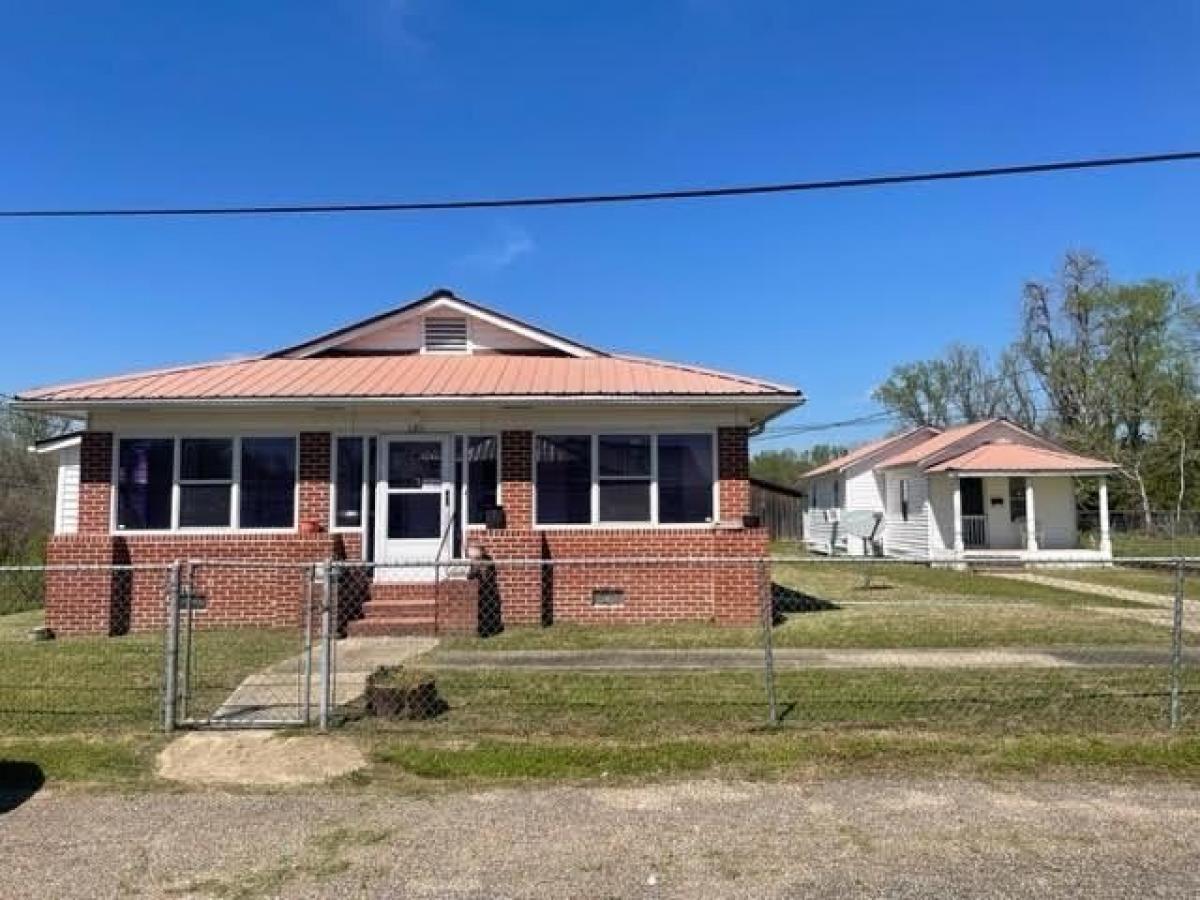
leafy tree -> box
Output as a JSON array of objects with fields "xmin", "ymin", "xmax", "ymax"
[
  {"xmin": 0, "ymin": 399, "xmax": 76, "ymax": 563},
  {"xmin": 872, "ymin": 344, "xmax": 1038, "ymax": 429},
  {"xmin": 873, "ymin": 250, "xmax": 1200, "ymax": 528},
  {"xmin": 751, "ymin": 444, "xmax": 846, "ymax": 486}
]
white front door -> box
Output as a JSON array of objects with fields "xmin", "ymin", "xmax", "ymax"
[{"xmin": 376, "ymin": 434, "xmax": 452, "ymax": 582}]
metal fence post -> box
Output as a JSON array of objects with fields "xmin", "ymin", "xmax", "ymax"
[
  {"xmin": 300, "ymin": 564, "xmax": 315, "ymax": 724},
  {"xmin": 162, "ymin": 561, "xmax": 182, "ymax": 733},
  {"xmin": 760, "ymin": 558, "xmax": 778, "ymax": 726},
  {"xmin": 1170, "ymin": 558, "xmax": 1185, "ymax": 729},
  {"xmin": 318, "ymin": 559, "xmax": 335, "ymax": 731}
]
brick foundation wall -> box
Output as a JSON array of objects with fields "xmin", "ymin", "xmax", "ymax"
[{"xmin": 468, "ymin": 527, "xmax": 768, "ymax": 628}]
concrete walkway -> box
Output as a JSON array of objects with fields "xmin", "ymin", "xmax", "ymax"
[
  {"xmin": 992, "ymin": 572, "xmax": 1200, "ymax": 636},
  {"xmin": 430, "ymin": 645, "xmax": 1200, "ymax": 671},
  {"xmin": 995, "ymin": 571, "xmax": 1178, "ymax": 608},
  {"xmin": 212, "ymin": 636, "xmax": 438, "ymax": 724}
]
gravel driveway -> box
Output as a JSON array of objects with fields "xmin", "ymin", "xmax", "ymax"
[{"xmin": 2, "ymin": 777, "xmax": 1199, "ymax": 898}]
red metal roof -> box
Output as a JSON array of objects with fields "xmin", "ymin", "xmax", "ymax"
[
  {"xmin": 18, "ymin": 353, "xmax": 797, "ymax": 403},
  {"xmin": 927, "ymin": 442, "xmax": 1117, "ymax": 474},
  {"xmin": 875, "ymin": 420, "xmax": 999, "ymax": 467},
  {"xmin": 803, "ymin": 427, "xmax": 934, "ymax": 478}
]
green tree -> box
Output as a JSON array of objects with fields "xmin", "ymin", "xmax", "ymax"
[{"xmin": 751, "ymin": 444, "xmax": 846, "ymax": 486}]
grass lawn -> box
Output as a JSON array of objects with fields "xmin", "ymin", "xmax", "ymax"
[
  {"xmin": 440, "ymin": 560, "xmax": 1169, "ymax": 652},
  {"xmin": 365, "ymin": 732, "xmax": 1200, "ymax": 784},
  {"xmin": 0, "ymin": 610, "xmax": 300, "ymax": 735},
  {"xmin": 354, "ymin": 667, "xmax": 1199, "ymax": 740},
  {"xmin": 358, "ymin": 664, "xmax": 1200, "ymax": 783},
  {"xmin": 1113, "ymin": 533, "xmax": 1200, "ymax": 558}
]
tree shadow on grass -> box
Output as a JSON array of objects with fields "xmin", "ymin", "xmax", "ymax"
[
  {"xmin": 771, "ymin": 583, "xmax": 840, "ymax": 625},
  {"xmin": 0, "ymin": 761, "xmax": 44, "ymax": 814}
]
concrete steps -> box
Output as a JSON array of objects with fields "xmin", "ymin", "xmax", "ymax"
[{"xmin": 346, "ymin": 579, "xmax": 476, "ymax": 636}]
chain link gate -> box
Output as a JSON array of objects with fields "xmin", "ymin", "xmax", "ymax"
[{"xmin": 162, "ymin": 561, "xmax": 325, "ymax": 730}]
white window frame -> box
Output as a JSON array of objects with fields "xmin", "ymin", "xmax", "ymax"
[
  {"xmin": 176, "ymin": 437, "xmax": 236, "ymax": 530},
  {"xmin": 110, "ymin": 432, "xmax": 299, "ymax": 535},
  {"xmin": 532, "ymin": 429, "xmax": 720, "ymax": 529}
]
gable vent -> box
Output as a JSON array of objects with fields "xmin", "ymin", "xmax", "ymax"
[{"xmin": 424, "ymin": 316, "xmax": 469, "ymax": 353}]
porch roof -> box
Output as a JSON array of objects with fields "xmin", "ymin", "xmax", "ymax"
[{"xmin": 926, "ymin": 441, "xmax": 1117, "ymax": 475}]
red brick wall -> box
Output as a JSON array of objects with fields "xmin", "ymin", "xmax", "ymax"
[
  {"xmin": 465, "ymin": 426, "xmax": 765, "ymax": 629},
  {"xmin": 78, "ymin": 431, "xmax": 114, "ymax": 533},
  {"xmin": 298, "ymin": 432, "xmax": 331, "ymax": 526},
  {"xmin": 718, "ymin": 426, "xmax": 751, "ymax": 521},
  {"xmin": 499, "ymin": 430, "xmax": 533, "ymax": 529},
  {"xmin": 46, "ymin": 430, "xmax": 342, "ymax": 635}
]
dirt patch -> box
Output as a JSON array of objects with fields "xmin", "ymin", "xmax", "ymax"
[{"xmin": 156, "ymin": 731, "xmax": 366, "ymax": 786}]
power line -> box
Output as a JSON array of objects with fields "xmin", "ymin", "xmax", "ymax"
[{"xmin": 1, "ymin": 150, "xmax": 1199, "ymax": 219}]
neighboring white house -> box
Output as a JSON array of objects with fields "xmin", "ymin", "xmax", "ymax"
[{"xmin": 802, "ymin": 419, "xmax": 1117, "ymax": 562}]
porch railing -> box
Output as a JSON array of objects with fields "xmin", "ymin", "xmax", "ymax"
[{"xmin": 962, "ymin": 515, "xmax": 987, "ymax": 549}]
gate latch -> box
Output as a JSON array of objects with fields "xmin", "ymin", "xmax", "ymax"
[{"xmin": 178, "ymin": 590, "xmax": 208, "ymax": 611}]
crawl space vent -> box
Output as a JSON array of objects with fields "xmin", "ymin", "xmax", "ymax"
[{"xmin": 592, "ymin": 588, "xmax": 625, "ymax": 607}]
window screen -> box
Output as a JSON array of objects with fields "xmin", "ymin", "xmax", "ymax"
[
  {"xmin": 535, "ymin": 435, "xmax": 592, "ymax": 524},
  {"xmin": 116, "ymin": 438, "xmax": 174, "ymax": 530},
  {"xmin": 657, "ymin": 434, "xmax": 713, "ymax": 524}
]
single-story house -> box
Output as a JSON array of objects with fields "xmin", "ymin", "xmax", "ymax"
[
  {"xmin": 801, "ymin": 419, "xmax": 1117, "ymax": 562},
  {"xmin": 16, "ymin": 289, "xmax": 802, "ymax": 635}
]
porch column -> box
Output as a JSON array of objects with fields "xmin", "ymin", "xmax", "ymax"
[
  {"xmin": 951, "ymin": 477, "xmax": 964, "ymax": 553},
  {"xmin": 1025, "ymin": 479, "xmax": 1038, "ymax": 552},
  {"xmin": 1098, "ymin": 476, "xmax": 1112, "ymax": 556}
]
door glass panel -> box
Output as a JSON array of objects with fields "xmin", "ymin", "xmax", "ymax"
[
  {"xmin": 387, "ymin": 493, "xmax": 441, "ymax": 539},
  {"xmin": 388, "ymin": 441, "xmax": 442, "ymax": 488}
]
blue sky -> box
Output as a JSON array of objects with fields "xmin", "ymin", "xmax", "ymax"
[{"xmin": 1, "ymin": 1, "xmax": 1197, "ymax": 450}]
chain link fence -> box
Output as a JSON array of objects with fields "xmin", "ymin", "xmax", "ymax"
[{"xmin": 1, "ymin": 554, "xmax": 1196, "ymax": 738}]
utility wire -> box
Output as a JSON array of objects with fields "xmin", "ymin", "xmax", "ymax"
[{"xmin": 1, "ymin": 150, "xmax": 1198, "ymax": 219}]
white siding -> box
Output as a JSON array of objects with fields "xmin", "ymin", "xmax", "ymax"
[
  {"xmin": 55, "ymin": 445, "xmax": 80, "ymax": 535},
  {"xmin": 881, "ymin": 467, "xmax": 930, "ymax": 558},
  {"xmin": 844, "ymin": 469, "xmax": 885, "ymax": 512},
  {"xmin": 1029, "ymin": 477, "xmax": 1078, "ymax": 549}
]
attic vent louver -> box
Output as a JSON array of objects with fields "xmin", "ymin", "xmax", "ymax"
[{"xmin": 424, "ymin": 316, "xmax": 469, "ymax": 353}]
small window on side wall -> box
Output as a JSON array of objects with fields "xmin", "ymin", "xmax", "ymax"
[
  {"xmin": 900, "ymin": 479, "xmax": 910, "ymax": 522},
  {"xmin": 1009, "ymin": 476, "xmax": 1027, "ymax": 522}
]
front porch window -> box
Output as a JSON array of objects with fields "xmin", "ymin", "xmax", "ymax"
[{"xmin": 1009, "ymin": 476, "xmax": 1027, "ymax": 521}]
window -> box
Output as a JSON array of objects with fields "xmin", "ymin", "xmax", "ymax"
[
  {"xmin": 240, "ymin": 438, "xmax": 296, "ymax": 528},
  {"xmin": 598, "ymin": 434, "xmax": 652, "ymax": 522},
  {"xmin": 334, "ymin": 437, "xmax": 365, "ymax": 529},
  {"xmin": 536, "ymin": 435, "xmax": 592, "ymax": 524},
  {"xmin": 1009, "ymin": 476, "xmax": 1027, "ymax": 522},
  {"xmin": 533, "ymin": 432, "xmax": 714, "ymax": 526},
  {"xmin": 178, "ymin": 438, "xmax": 233, "ymax": 527},
  {"xmin": 900, "ymin": 479, "xmax": 910, "ymax": 522},
  {"xmin": 465, "ymin": 436, "xmax": 498, "ymax": 524},
  {"xmin": 116, "ymin": 438, "xmax": 173, "ymax": 530},
  {"xmin": 832, "ymin": 479, "xmax": 840, "ymax": 508},
  {"xmin": 658, "ymin": 434, "xmax": 713, "ymax": 524}
]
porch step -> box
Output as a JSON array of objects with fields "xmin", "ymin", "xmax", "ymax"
[
  {"xmin": 347, "ymin": 616, "xmax": 438, "ymax": 637},
  {"xmin": 345, "ymin": 578, "xmax": 476, "ymax": 636}
]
